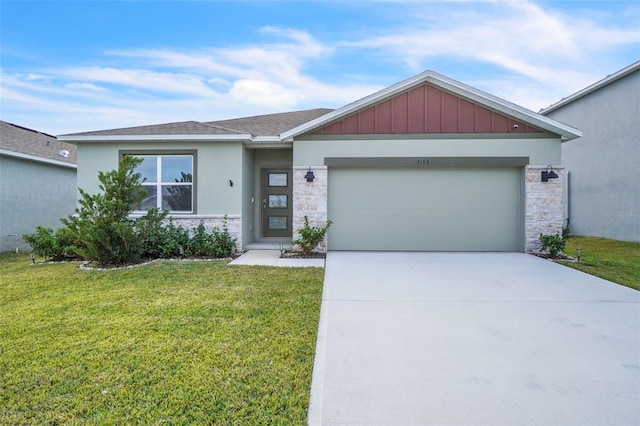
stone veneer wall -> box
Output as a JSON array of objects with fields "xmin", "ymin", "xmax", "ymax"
[
  {"xmin": 524, "ymin": 166, "xmax": 565, "ymax": 253},
  {"xmin": 292, "ymin": 165, "xmax": 328, "ymax": 241},
  {"xmin": 170, "ymin": 214, "xmax": 242, "ymax": 250}
]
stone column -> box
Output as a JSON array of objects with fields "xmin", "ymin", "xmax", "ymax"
[
  {"xmin": 524, "ymin": 166, "xmax": 565, "ymax": 253},
  {"xmin": 292, "ymin": 165, "xmax": 328, "ymax": 238}
]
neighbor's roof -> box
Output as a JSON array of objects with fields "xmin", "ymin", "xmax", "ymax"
[
  {"xmin": 282, "ymin": 70, "xmax": 582, "ymax": 141},
  {"xmin": 60, "ymin": 108, "xmax": 334, "ymax": 141},
  {"xmin": 540, "ymin": 61, "xmax": 640, "ymax": 114},
  {"xmin": 0, "ymin": 121, "xmax": 77, "ymax": 167}
]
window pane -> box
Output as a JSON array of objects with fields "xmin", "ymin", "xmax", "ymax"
[
  {"xmin": 268, "ymin": 195, "xmax": 287, "ymax": 208},
  {"xmin": 137, "ymin": 186, "xmax": 157, "ymax": 210},
  {"xmin": 268, "ymin": 173, "xmax": 287, "ymax": 187},
  {"xmin": 163, "ymin": 185, "xmax": 192, "ymax": 211},
  {"xmin": 268, "ymin": 216, "xmax": 287, "ymax": 230},
  {"xmin": 137, "ymin": 156, "xmax": 157, "ymax": 183},
  {"xmin": 162, "ymin": 156, "xmax": 193, "ymax": 183}
]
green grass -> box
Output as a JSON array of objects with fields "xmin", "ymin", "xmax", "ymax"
[
  {"xmin": 0, "ymin": 253, "xmax": 324, "ymax": 425},
  {"xmin": 558, "ymin": 236, "xmax": 640, "ymax": 291}
]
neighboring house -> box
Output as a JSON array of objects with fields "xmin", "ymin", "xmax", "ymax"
[
  {"xmin": 0, "ymin": 121, "xmax": 77, "ymax": 252},
  {"xmin": 59, "ymin": 70, "xmax": 581, "ymax": 253},
  {"xmin": 541, "ymin": 61, "xmax": 640, "ymax": 242}
]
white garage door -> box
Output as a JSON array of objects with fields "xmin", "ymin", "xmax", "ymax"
[{"xmin": 328, "ymin": 168, "xmax": 523, "ymax": 251}]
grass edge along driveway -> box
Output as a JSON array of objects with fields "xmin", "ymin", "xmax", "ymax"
[
  {"xmin": 558, "ymin": 236, "xmax": 639, "ymax": 291},
  {"xmin": 0, "ymin": 254, "xmax": 324, "ymax": 425}
]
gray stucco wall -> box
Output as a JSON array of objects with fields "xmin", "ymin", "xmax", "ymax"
[
  {"xmin": 545, "ymin": 70, "xmax": 640, "ymax": 242},
  {"xmin": 1, "ymin": 156, "xmax": 77, "ymax": 252},
  {"xmin": 76, "ymin": 141, "xmax": 244, "ymax": 216}
]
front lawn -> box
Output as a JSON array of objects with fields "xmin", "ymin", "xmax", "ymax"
[
  {"xmin": 558, "ymin": 236, "xmax": 640, "ymax": 291},
  {"xmin": 0, "ymin": 254, "xmax": 324, "ymax": 424}
]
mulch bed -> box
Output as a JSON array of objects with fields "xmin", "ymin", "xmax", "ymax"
[{"xmin": 280, "ymin": 251, "xmax": 326, "ymax": 259}]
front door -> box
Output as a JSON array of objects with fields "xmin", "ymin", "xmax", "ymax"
[{"xmin": 261, "ymin": 169, "xmax": 293, "ymax": 238}]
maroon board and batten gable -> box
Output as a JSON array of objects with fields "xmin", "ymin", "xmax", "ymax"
[{"xmin": 311, "ymin": 84, "xmax": 543, "ymax": 136}]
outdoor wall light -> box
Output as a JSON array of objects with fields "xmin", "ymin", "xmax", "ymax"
[
  {"xmin": 305, "ymin": 167, "xmax": 315, "ymax": 182},
  {"xmin": 541, "ymin": 165, "xmax": 559, "ymax": 182}
]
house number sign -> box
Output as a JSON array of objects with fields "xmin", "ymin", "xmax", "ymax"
[{"xmin": 416, "ymin": 158, "xmax": 430, "ymax": 165}]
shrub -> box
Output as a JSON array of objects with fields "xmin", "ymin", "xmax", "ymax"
[
  {"xmin": 185, "ymin": 218, "xmax": 237, "ymax": 258},
  {"xmin": 187, "ymin": 222, "xmax": 216, "ymax": 257},
  {"xmin": 142, "ymin": 219, "xmax": 190, "ymax": 259},
  {"xmin": 292, "ymin": 216, "xmax": 332, "ymax": 255},
  {"xmin": 540, "ymin": 232, "xmax": 567, "ymax": 258},
  {"xmin": 23, "ymin": 226, "xmax": 81, "ymax": 261},
  {"xmin": 210, "ymin": 216, "xmax": 237, "ymax": 258},
  {"xmin": 61, "ymin": 156, "xmax": 168, "ymax": 266}
]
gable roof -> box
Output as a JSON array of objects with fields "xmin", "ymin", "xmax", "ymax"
[
  {"xmin": 281, "ymin": 70, "xmax": 582, "ymax": 141},
  {"xmin": 540, "ymin": 60, "xmax": 640, "ymax": 114},
  {"xmin": 0, "ymin": 121, "xmax": 77, "ymax": 167}
]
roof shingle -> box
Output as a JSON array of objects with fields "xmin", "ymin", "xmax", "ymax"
[
  {"xmin": 1, "ymin": 121, "xmax": 76, "ymax": 164},
  {"xmin": 61, "ymin": 108, "xmax": 334, "ymax": 138}
]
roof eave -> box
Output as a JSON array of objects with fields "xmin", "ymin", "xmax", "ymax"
[
  {"xmin": 58, "ymin": 134, "xmax": 253, "ymax": 143},
  {"xmin": 540, "ymin": 60, "xmax": 640, "ymax": 114},
  {"xmin": 1, "ymin": 149, "xmax": 77, "ymax": 168}
]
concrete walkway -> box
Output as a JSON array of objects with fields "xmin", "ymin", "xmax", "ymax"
[
  {"xmin": 228, "ymin": 250, "xmax": 325, "ymax": 267},
  {"xmin": 309, "ymin": 252, "xmax": 640, "ymax": 425}
]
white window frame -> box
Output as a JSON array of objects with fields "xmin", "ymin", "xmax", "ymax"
[{"xmin": 135, "ymin": 154, "xmax": 194, "ymax": 213}]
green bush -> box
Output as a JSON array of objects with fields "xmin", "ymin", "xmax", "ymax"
[
  {"xmin": 210, "ymin": 216, "xmax": 237, "ymax": 258},
  {"xmin": 187, "ymin": 222, "xmax": 216, "ymax": 257},
  {"xmin": 186, "ymin": 218, "xmax": 237, "ymax": 258},
  {"xmin": 540, "ymin": 232, "xmax": 567, "ymax": 258},
  {"xmin": 142, "ymin": 219, "xmax": 190, "ymax": 259},
  {"xmin": 23, "ymin": 226, "xmax": 81, "ymax": 261},
  {"xmin": 292, "ymin": 215, "xmax": 332, "ymax": 255},
  {"xmin": 23, "ymin": 157, "xmax": 236, "ymax": 265},
  {"xmin": 61, "ymin": 156, "xmax": 168, "ymax": 266}
]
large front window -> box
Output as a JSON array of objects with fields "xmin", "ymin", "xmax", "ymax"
[{"xmin": 135, "ymin": 155, "xmax": 193, "ymax": 213}]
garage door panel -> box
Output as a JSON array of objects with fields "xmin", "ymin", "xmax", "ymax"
[{"xmin": 328, "ymin": 168, "xmax": 522, "ymax": 251}]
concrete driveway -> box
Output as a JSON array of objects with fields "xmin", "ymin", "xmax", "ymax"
[{"xmin": 308, "ymin": 252, "xmax": 640, "ymax": 425}]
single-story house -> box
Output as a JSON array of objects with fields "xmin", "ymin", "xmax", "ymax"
[
  {"xmin": 0, "ymin": 121, "xmax": 78, "ymax": 252},
  {"xmin": 59, "ymin": 70, "xmax": 582, "ymax": 253},
  {"xmin": 541, "ymin": 61, "xmax": 639, "ymax": 242}
]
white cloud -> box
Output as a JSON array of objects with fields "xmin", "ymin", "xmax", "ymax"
[{"xmin": 1, "ymin": 0, "xmax": 637, "ymax": 134}]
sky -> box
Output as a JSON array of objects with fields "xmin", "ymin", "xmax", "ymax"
[{"xmin": 1, "ymin": 0, "xmax": 639, "ymax": 135}]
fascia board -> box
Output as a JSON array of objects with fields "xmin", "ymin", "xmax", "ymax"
[
  {"xmin": 58, "ymin": 134, "xmax": 253, "ymax": 143},
  {"xmin": 281, "ymin": 70, "xmax": 582, "ymax": 141},
  {"xmin": 540, "ymin": 60, "xmax": 640, "ymax": 114},
  {"xmin": 1, "ymin": 149, "xmax": 77, "ymax": 169}
]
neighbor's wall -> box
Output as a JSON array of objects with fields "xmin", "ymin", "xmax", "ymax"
[
  {"xmin": 0, "ymin": 156, "xmax": 77, "ymax": 252},
  {"xmin": 545, "ymin": 70, "xmax": 640, "ymax": 242}
]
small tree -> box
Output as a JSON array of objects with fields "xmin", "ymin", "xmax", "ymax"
[
  {"xmin": 62, "ymin": 156, "xmax": 167, "ymax": 266},
  {"xmin": 292, "ymin": 215, "xmax": 332, "ymax": 255}
]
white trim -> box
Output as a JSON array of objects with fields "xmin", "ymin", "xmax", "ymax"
[
  {"xmin": 281, "ymin": 70, "xmax": 582, "ymax": 141},
  {"xmin": 540, "ymin": 61, "xmax": 640, "ymax": 114},
  {"xmin": 58, "ymin": 134, "xmax": 253, "ymax": 142},
  {"xmin": 0, "ymin": 148, "xmax": 77, "ymax": 169}
]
